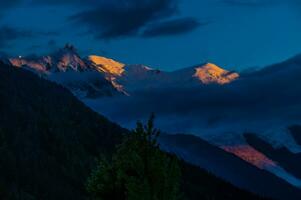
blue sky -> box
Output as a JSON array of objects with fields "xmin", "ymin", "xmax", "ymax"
[{"xmin": 1, "ymin": 0, "xmax": 301, "ymax": 71}]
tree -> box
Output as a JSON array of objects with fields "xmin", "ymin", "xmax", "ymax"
[{"xmin": 87, "ymin": 114, "xmax": 181, "ymax": 200}]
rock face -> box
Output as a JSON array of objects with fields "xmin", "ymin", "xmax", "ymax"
[{"xmin": 193, "ymin": 63, "xmax": 239, "ymax": 85}]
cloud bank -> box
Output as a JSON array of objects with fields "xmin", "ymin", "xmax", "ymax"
[
  {"xmin": 142, "ymin": 18, "xmax": 202, "ymax": 38},
  {"xmin": 70, "ymin": 0, "xmax": 200, "ymax": 39},
  {"xmin": 85, "ymin": 54, "xmax": 301, "ymax": 139}
]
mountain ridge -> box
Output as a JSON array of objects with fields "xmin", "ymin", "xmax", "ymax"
[{"xmin": 7, "ymin": 44, "xmax": 240, "ymax": 97}]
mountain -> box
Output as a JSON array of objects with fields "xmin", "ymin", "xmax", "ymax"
[
  {"xmin": 159, "ymin": 133, "xmax": 301, "ymax": 200},
  {"xmin": 7, "ymin": 46, "xmax": 301, "ymax": 198},
  {"xmin": 8, "ymin": 45, "xmax": 239, "ymax": 97},
  {"xmin": 78, "ymin": 53, "xmax": 301, "ymax": 195},
  {"xmin": 9, "ymin": 44, "xmax": 89, "ymax": 73},
  {"xmin": 170, "ymin": 62, "xmax": 239, "ymax": 86},
  {"xmin": 88, "ymin": 55, "xmax": 127, "ymax": 94},
  {"xmin": 9, "ymin": 44, "xmax": 120, "ymax": 98},
  {"xmin": 289, "ymin": 125, "xmax": 301, "ymax": 146},
  {"xmin": 112, "ymin": 62, "xmax": 239, "ymax": 93},
  {"xmin": 0, "ymin": 61, "xmax": 123, "ymax": 199},
  {"xmin": 244, "ymin": 133, "xmax": 301, "ymax": 180},
  {"xmin": 0, "ymin": 52, "xmax": 9, "ymax": 63},
  {"xmin": 0, "ymin": 61, "xmax": 265, "ymax": 200}
]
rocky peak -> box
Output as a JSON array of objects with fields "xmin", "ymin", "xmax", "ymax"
[{"xmin": 193, "ymin": 63, "xmax": 239, "ymax": 85}]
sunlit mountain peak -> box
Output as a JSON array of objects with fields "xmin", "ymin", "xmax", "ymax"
[
  {"xmin": 89, "ymin": 55, "xmax": 125, "ymax": 76},
  {"xmin": 193, "ymin": 63, "xmax": 239, "ymax": 85}
]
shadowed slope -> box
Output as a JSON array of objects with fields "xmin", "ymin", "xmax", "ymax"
[{"xmin": 0, "ymin": 62, "xmax": 266, "ymax": 200}]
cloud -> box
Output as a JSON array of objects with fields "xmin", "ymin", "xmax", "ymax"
[
  {"xmin": 20, "ymin": 0, "xmax": 203, "ymax": 39},
  {"xmin": 0, "ymin": 26, "xmax": 34, "ymax": 48},
  {"xmin": 0, "ymin": 26, "xmax": 59, "ymax": 49},
  {"xmin": 70, "ymin": 0, "xmax": 178, "ymax": 39},
  {"xmin": 141, "ymin": 18, "xmax": 202, "ymax": 38},
  {"xmin": 70, "ymin": 0, "xmax": 200, "ymax": 39},
  {"xmin": 86, "ymin": 54, "xmax": 301, "ymax": 136},
  {"xmin": 26, "ymin": 39, "xmax": 57, "ymax": 52}
]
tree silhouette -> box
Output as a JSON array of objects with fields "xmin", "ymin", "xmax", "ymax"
[{"xmin": 87, "ymin": 114, "xmax": 181, "ymax": 200}]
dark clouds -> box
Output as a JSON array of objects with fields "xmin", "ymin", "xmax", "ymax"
[
  {"xmin": 142, "ymin": 18, "xmax": 202, "ymax": 38},
  {"xmin": 0, "ymin": 26, "xmax": 34, "ymax": 48},
  {"xmin": 70, "ymin": 0, "xmax": 200, "ymax": 39},
  {"xmin": 4, "ymin": 0, "xmax": 201, "ymax": 39},
  {"xmin": 0, "ymin": 26, "xmax": 58, "ymax": 49}
]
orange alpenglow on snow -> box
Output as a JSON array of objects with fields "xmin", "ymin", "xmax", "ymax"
[
  {"xmin": 89, "ymin": 55, "xmax": 128, "ymax": 94},
  {"xmin": 89, "ymin": 55, "xmax": 125, "ymax": 76},
  {"xmin": 222, "ymin": 145, "xmax": 277, "ymax": 169},
  {"xmin": 194, "ymin": 63, "xmax": 239, "ymax": 85},
  {"xmin": 9, "ymin": 58, "xmax": 47, "ymax": 72}
]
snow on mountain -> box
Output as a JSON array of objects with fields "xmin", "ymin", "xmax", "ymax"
[
  {"xmin": 89, "ymin": 55, "xmax": 125, "ymax": 76},
  {"xmin": 10, "ymin": 56, "xmax": 51, "ymax": 73},
  {"xmin": 87, "ymin": 54, "xmax": 240, "ymax": 94},
  {"xmin": 9, "ymin": 45, "xmax": 120, "ymax": 98},
  {"xmin": 116, "ymin": 65, "xmax": 168, "ymax": 92},
  {"xmin": 51, "ymin": 44, "xmax": 88, "ymax": 72},
  {"xmin": 88, "ymin": 55, "xmax": 128, "ymax": 94},
  {"xmin": 81, "ymin": 54, "xmax": 301, "ymax": 188},
  {"xmin": 7, "ymin": 45, "xmax": 301, "ymax": 191},
  {"xmin": 109, "ymin": 62, "xmax": 239, "ymax": 93},
  {"xmin": 193, "ymin": 63, "xmax": 239, "ymax": 84},
  {"xmin": 10, "ymin": 44, "xmax": 90, "ymax": 73},
  {"xmin": 8, "ymin": 44, "xmax": 240, "ymax": 97},
  {"xmin": 167, "ymin": 62, "xmax": 239, "ymax": 86}
]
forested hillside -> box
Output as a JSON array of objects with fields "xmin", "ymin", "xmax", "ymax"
[{"xmin": 0, "ymin": 62, "xmax": 264, "ymax": 199}]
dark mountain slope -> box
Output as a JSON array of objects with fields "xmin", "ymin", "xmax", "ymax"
[
  {"xmin": 0, "ymin": 63, "xmax": 124, "ymax": 199},
  {"xmin": 289, "ymin": 125, "xmax": 301, "ymax": 146},
  {"xmin": 159, "ymin": 134, "xmax": 301, "ymax": 200},
  {"xmin": 245, "ymin": 133, "xmax": 301, "ymax": 180},
  {"xmin": 0, "ymin": 62, "xmax": 264, "ymax": 199}
]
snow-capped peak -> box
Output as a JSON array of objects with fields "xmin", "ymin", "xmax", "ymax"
[
  {"xmin": 193, "ymin": 63, "xmax": 239, "ymax": 85},
  {"xmin": 51, "ymin": 44, "xmax": 88, "ymax": 72},
  {"xmin": 8, "ymin": 45, "xmax": 240, "ymax": 98},
  {"xmin": 9, "ymin": 44, "xmax": 90, "ymax": 73},
  {"xmin": 88, "ymin": 55, "xmax": 129, "ymax": 95},
  {"xmin": 89, "ymin": 55, "xmax": 125, "ymax": 76}
]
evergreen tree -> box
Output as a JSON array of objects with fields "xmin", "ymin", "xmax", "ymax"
[{"xmin": 87, "ymin": 114, "xmax": 181, "ymax": 200}]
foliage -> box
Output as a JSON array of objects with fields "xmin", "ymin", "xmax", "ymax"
[{"xmin": 87, "ymin": 114, "xmax": 181, "ymax": 200}]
